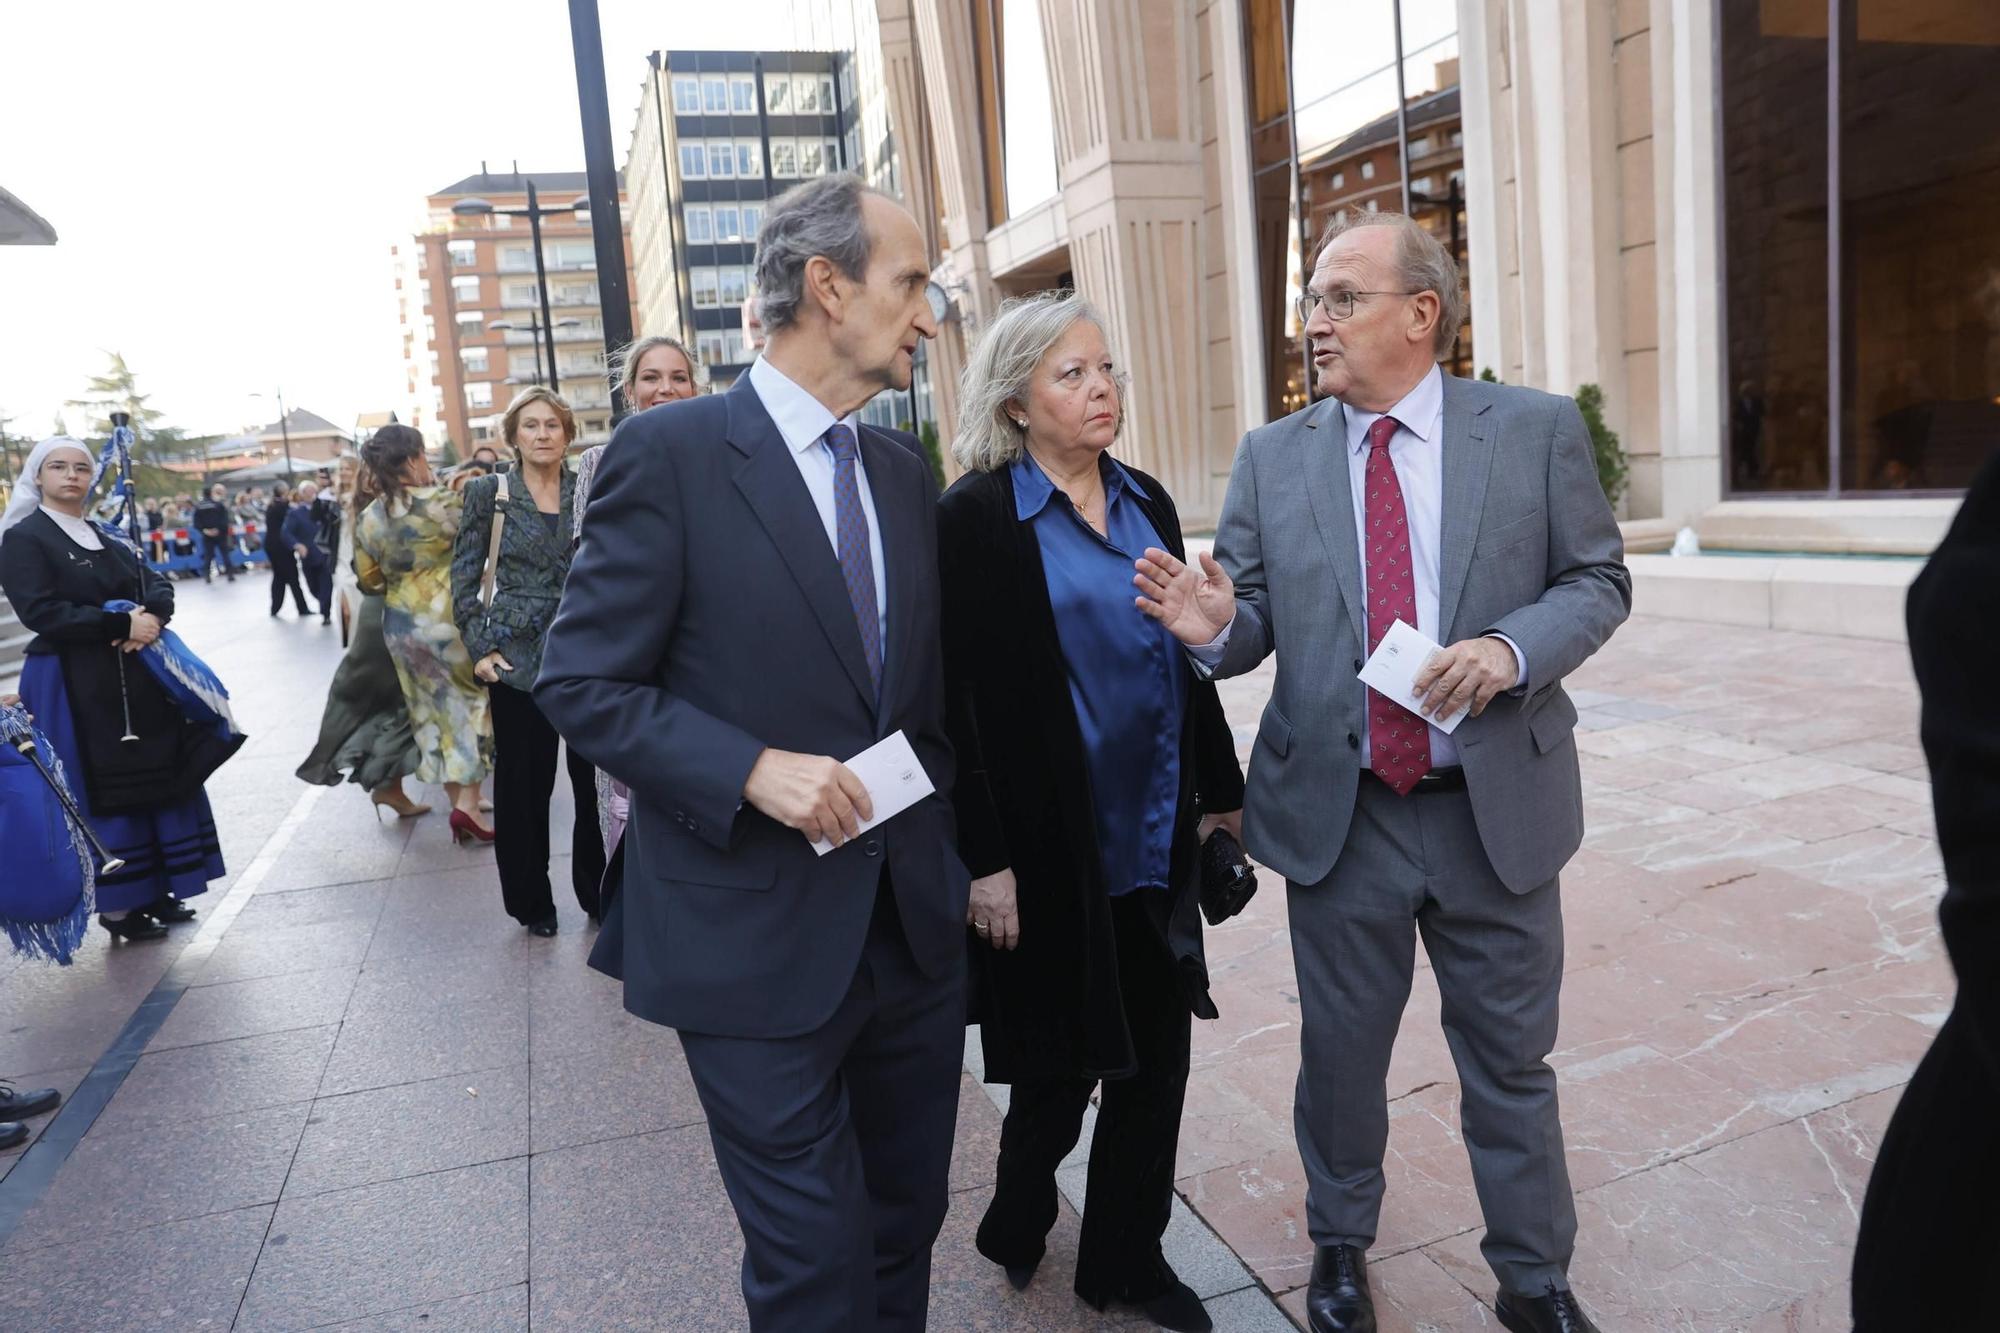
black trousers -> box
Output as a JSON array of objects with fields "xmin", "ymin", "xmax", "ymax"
[
  {"xmin": 301, "ymin": 560, "xmax": 333, "ymax": 619},
  {"xmin": 488, "ymin": 680, "xmax": 605, "ymax": 924},
  {"xmin": 199, "ymin": 533, "xmax": 236, "ymax": 581},
  {"xmin": 679, "ymin": 881, "xmax": 965, "ymax": 1332},
  {"xmin": 976, "ymin": 891, "xmax": 1192, "ymax": 1306},
  {"xmin": 268, "ymin": 552, "xmax": 308, "ymax": 615},
  {"xmin": 1851, "ymin": 1003, "xmax": 2000, "ymax": 1330}
]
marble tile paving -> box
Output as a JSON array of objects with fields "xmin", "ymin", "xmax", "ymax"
[{"xmin": 0, "ymin": 581, "xmax": 1946, "ymax": 1330}]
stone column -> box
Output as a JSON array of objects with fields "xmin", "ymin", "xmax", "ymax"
[{"xmin": 1036, "ymin": 0, "xmax": 1220, "ymax": 521}]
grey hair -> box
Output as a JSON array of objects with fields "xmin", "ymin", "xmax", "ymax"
[
  {"xmin": 613, "ymin": 334, "xmax": 707, "ymax": 401},
  {"xmin": 952, "ymin": 292, "xmax": 1126, "ymax": 474},
  {"xmin": 1316, "ymin": 210, "xmax": 1465, "ymax": 358},
  {"xmin": 754, "ymin": 173, "xmax": 876, "ymax": 332}
]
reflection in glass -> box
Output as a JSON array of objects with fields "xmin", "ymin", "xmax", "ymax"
[
  {"xmin": 1838, "ymin": 0, "xmax": 2000, "ymax": 492},
  {"xmin": 1720, "ymin": 5, "xmax": 1830, "ymax": 492}
]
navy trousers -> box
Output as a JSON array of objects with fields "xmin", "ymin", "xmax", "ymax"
[{"xmin": 678, "ymin": 880, "xmax": 965, "ymax": 1332}]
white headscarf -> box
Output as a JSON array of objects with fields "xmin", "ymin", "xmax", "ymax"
[{"xmin": 0, "ymin": 437, "xmax": 98, "ymax": 545}]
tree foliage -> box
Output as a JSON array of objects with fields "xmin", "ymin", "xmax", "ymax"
[{"xmin": 65, "ymin": 351, "xmax": 166, "ymax": 438}]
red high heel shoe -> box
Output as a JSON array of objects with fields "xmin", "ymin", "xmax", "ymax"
[{"xmin": 449, "ymin": 809, "xmax": 495, "ymax": 844}]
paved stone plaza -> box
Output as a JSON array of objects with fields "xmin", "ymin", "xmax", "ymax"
[{"xmin": 0, "ymin": 578, "xmax": 1943, "ymax": 1330}]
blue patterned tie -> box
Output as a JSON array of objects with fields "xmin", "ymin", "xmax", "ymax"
[{"xmin": 824, "ymin": 424, "xmax": 881, "ymax": 696}]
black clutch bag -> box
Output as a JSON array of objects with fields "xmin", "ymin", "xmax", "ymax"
[{"xmin": 1198, "ymin": 827, "xmax": 1258, "ymax": 926}]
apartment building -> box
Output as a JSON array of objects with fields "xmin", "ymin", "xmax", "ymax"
[{"xmin": 409, "ymin": 167, "xmax": 639, "ymax": 454}]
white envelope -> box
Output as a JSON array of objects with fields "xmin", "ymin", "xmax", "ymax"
[
  {"xmin": 809, "ymin": 730, "xmax": 937, "ymax": 856},
  {"xmin": 1356, "ymin": 619, "xmax": 1465, "ymax": 735}
]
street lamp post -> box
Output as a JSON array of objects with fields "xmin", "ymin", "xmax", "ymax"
[
  {"xmin": 250, "ymin": 390, "xmax": 296, "ymax": 478},
  {"xmin": 452, "ymin": 184, "xmax": 592, "ymax": 396},
  {"xmin": 488, "ymin": 317, "xmax": 582, "ymax": 388}
]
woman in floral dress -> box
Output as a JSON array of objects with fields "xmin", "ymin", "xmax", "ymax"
[{"xmin": 354, "ymin": 425, "xmax": 493, "ymax": 842}]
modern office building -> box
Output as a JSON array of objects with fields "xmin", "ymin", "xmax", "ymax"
[
  {"xmin": 895, "ymin": 0, "xmax": 1994, "ymax": 545},
  {"xmin": 625, "ymin": 42, "xmax": 917, "ymax": 411},
  {"xmin": 407, "ymin": 168, "xmax": 639, "ymax": 455}
]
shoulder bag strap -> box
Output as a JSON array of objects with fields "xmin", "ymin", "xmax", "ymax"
[{"xmin": 480, "ymin": 473, "xmax": 509, "ymax": 609}]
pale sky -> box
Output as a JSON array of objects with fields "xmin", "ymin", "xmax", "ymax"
[{"xmin": 0, "ymin": 0, "xmax": 816, "ymax": 442}]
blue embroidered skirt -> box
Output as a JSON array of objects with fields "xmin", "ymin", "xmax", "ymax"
[{"xmin": 18, "ymin": 655, "xmax": 225, "ymax": 913}]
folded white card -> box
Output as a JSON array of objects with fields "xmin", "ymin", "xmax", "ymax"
[
  {"xmin": 1356, "ymin": 619, "xmax": 1465, "ymax": 735},
  {"xmin": 810, "ymin": 730, "xmax": 937, "ymax": 856}
]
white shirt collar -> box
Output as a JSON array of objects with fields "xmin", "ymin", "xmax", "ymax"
[
  {"xmin": 747, "ymin": 356, "xmax": 862, "ymax": 457},
  {"xmin": 40, "ymin": 504, "xmax": 104, "ymax": 550},
  {"xmin": 1342, "ymin": 364, "xmax": 1444, "ymax": 455}
]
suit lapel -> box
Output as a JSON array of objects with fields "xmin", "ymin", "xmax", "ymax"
[
  {"xmin": 858, "ymin": 426, "xmax": 911, "ymax": 729},
  {"xmin": 1300, "ymin": 398, "xmax": 1368, "ymax": 648},
  {"xmin": 1435, "ymin": 376, "xmax": 1495, "ymax": 638},
  {"xmin": 726, "ymin": 381, "xmax": 877, "ymax": 710},
  {"xmin": 503, "ymin": 469, "xmax": 567, "ymax": 567}
]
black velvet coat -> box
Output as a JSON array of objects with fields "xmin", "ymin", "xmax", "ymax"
[{"xmin": 938, "ymin": 460, "xmax": 1246, "ymax": 1084}]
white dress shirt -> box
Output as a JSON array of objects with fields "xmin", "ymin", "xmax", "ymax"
[
  {"xmin": 1189, "ymin": 365, "xmax": 1526, "ymax": 771},
  {"xmin": 746, "ymin": 356, "xmax": 889, "ymax": 653}
]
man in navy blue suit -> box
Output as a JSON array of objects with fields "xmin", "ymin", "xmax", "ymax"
[{"xmin": 535, "ymin": 174, "xmax": 967, "ymax": 1332}]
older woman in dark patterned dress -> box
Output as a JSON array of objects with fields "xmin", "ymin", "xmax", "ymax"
[{"xmin": 452, "ymin": 387, "xmax": 604, "ymax": 936}]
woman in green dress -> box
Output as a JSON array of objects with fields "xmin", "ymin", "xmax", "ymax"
[
  {"xmin": 353, "ymin": 425, "xmax": 493, "ymax": 842},
  {"xmin": 296, "ymin": 456, "xmax": 427, "ymax": 816}
]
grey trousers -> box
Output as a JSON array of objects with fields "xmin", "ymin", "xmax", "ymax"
[{"xmin": 1288, "ymin": 777, "xmax": 1577, "ymax": 1293}]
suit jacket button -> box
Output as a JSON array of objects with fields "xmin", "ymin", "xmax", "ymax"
[
  {"xmin": 862, "ymin": 839, "xmax": 882, "ymax": 857},
  {"xmin": 1353, "ymin": 659, "xmax": 1363, "ymax": 673},
  {"xmin": 1347, "ymin": 732, "xmax": 1359, "ymax": 749},
  {"xmin": 685, "ymin": 819, "xmax": 699, "ymax": 834}
]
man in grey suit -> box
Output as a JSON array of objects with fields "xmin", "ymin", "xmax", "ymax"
[
  {"xmin": 535, "ymin": 175, "xmax": 969, "ymax": 1331},
  {"xmin": 1136, "ymin": 212, "xmax": 1629, "ymax": 1333}
]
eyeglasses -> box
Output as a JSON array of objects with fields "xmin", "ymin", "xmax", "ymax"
[{"xmin": 1295, "ymin": 289, "xmax": 1422, "ymax": 325}]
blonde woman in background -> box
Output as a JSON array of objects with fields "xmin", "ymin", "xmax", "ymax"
[{"xmin": 567, "ymin": 334, "xmax": 704, "ymax": 911}]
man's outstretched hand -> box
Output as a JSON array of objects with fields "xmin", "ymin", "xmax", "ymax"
[{"xmin": 1134, "ymin": 548, "xmax": 1235, "ymax": 647}]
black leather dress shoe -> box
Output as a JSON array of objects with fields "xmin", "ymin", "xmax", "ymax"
[
  {"xmin": 1306, "ymin": 1244, "xmax": 1376, "ymax": 1333},
  {"xmin": 146, "ymin": 896, "xmax": 197, "ymax": 924},
  {"xmin": 1496, "ymin": 1284, "xmax": 1601, "ymax": 1333},
  {"xmin": 0, "ymin": 1082, "xmax": 61, "ymax": 1120},
  {"xmin": 526, "ymin": 917, "xmax": 558, "ymax": 938},
  {"xmin": 0, "ymin": 1122, "xmax": 26, "ymax": 1151},
  {"xmin": 100, "ymin": 914, "xmax": 168, "ymax": 942}
]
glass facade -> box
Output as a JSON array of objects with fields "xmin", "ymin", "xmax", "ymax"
[
  {"xmin": 1723, "ymin": 0, "xmax": 2000, "ymax": 494},
  {"xmin": 1246, "ymin": 0, "xmax": 1467, "ymax": 419}
]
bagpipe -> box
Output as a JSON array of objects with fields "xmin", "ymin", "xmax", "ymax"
[{"xmin": 0, "ymin": 700, "xmax": 114, "ymax": 965}]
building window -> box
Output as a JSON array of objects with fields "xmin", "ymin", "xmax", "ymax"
[
  {"xmin": 1408, "ymin": 135, "xmax": 1431, "ymax": 157},
  {"xmin": 462, "ymin": 347, "xmax": 489, "ymax": 374},
  {"xmin": 1720, "ymin": 0, "xmax": 1998, "ymax": 495},
  {"xmin": 820, "ymin": 76, "xmax": 835, "ymax": 112},
  {"xmin": 456, "ymin": 312, "xmax": 483, "ymax": 339},
  {"xmin": 770, "ymin": 138, "xmax": 797, "ymax": 177},
  {"xmin": 1332, "ymin": 170, "xmax": 1345, "ymax": 189},
  {"xmin": 553, "ymin": 283, "xmax": 596, "ymax": 308},
  {"xmin": 793, "ymin": 75, "xmax": 821, "ymax": 114},
  {"xmin": 508, "ymin": 350, "xmax": 538, "ymax": 378},
  {"xmin": 551, "ymin": 241, "xmax": 594, "ymax": 271},
  {"xmin": 691, "ymin": 267, "xmax": 719, "ymax": 308},
  {"xmin": 498, "ymin": 244, "xmax": 532, "ymax": 272},
  {"xmin": 798, "ymin": 139, "xmax": 824, "ymax": 176},
  {"xmin": 707, "ymin": 141, "xmax": 735, "ymax": 177},
  {"xmin": 447, "ymin": 239, "xmax": 477, "ymax": 267},
  {"xmin": 741, "ymin": 203, "xmax": 763, "ymax": 238},
  {"xmin": 730, "ymin": 74, "xmax": 758, "ymax": 114},
  {"xmin": 736, "ymin": 139, "xmax": 761, "ymax": 178},
  {"xmin": 702, "ymin": 75, "xmax": 729, "ymax": 114},
  {"xmin": 679, "ymin": 143, "xmax": 706, "ymax": 178},
  {"xmin": 825, "ymin": 138, "xmax": 841, "ymax": 171},
  {"xmin": 1360, "ymin": 159, "xmax": 1375, "ymax": 180},
  {"xmin": 450, "ymin": 275, "xmax": 480, "ymax": 304},
  {"xmin": 466, "ymin": 382, "xmax": 493, "ymax": 409},
  {"xmin": 764, "ymin": 74, "xmax": 791, "ymax": 114},
  {"xmin": 719, "ymin": 266, "xmax": 749, "ymax": 306},
  {"xmin": 686, "ymin": 205, "xmax": 713, "ymax": 244},
  {"xmin": 712, "ymin": 205, "xmax": 740, "ymax": 243},
  {"xmin": 672, "ymin": 76, "xmax": 701, "ymax": 114},
  {"xmin": 846, "ymin": 127, "xmax": 862, "ymax": 172},
  {"xmin": 503, "ymin": 280, "xmax": 537, "ymax": 309},
  {"xmin": 1411, "ymin": 175, "xmax": 1436, "ymax": 196},
  {"xmin": 696, "ymin": 330, "xmax": 727, "ymax": 365}
]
